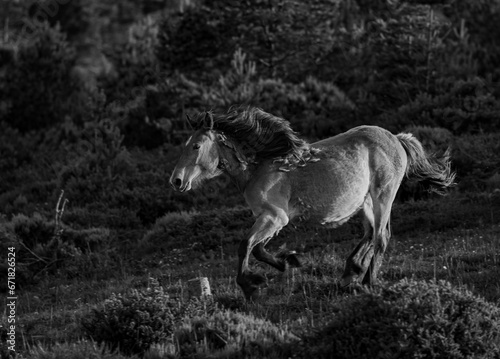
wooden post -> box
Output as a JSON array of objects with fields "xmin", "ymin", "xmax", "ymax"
[{"xmin": 187, "ymin": 277, "xmax": 212, "ymax": 298}]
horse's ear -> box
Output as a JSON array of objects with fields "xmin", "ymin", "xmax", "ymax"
[
  {"xmin": 185, "ymin": 114, "xmax": 194, "ymax": 130},
  {"xmin": 203, "ymin": 112, "xmax": 214, "ymax": 130}
]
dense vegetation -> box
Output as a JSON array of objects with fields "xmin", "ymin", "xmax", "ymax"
[{"xmin": 1, "ymin": 0, "xmax": 499, "ymax": 358}]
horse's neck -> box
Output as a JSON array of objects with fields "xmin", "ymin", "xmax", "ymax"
[
  {"xmin": 228, "ymin": 165, "xmax": 253, "ymax": 192},
  {"xmin": 218, "ymin": 139, "xmax": 254, "ymax": 192}
]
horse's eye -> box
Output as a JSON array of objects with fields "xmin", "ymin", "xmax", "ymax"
[{"xmin": 193, "ymin": 143, "xmax": 201, "ymax": 150}]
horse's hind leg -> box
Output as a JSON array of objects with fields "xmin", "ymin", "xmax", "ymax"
[
  {"xmin": 362, "ymin": 178, "xmax": 401, "ymax": 285},
  {"xmin": 341, "ymin": 196, "xmax": 375, "ymax": 286}
]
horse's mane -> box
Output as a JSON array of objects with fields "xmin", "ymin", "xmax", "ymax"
[{"xmin": 194, "ymin": 107, "xmax": 311, "ymax": 163}]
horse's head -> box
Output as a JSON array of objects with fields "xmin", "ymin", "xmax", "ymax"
[{"xmin": 169, "ymin": 112, "xmax": 224, "ymax": 192}]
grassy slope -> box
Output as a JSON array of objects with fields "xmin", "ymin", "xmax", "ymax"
[{"xmin": 6, "ymin": 191, "xmax": 500, "ymax": 357}]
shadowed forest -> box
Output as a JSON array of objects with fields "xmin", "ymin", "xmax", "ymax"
[{"xmin": 1, "ymin": 0, "xmax": 500, "ymax": 358}]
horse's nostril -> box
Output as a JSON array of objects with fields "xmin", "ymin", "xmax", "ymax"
[{"xmin": 174, "ymin": 178, "xmax": 182, "ymax": 188}]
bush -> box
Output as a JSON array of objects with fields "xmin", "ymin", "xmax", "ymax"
[
  {"xmin": 1, "ymin": 24, "xmax": 78, "ymax": 132},
  {"xmin": 82, "ymin": 279, "xmax": 217, "ymax": 356},
  {"xmin": 0, "ymin": 122, "xmax": 36, "ymax": 180},
  {"xmin": 298, "ymin": 279, "xmax": 500, "ymax": 359},
  {"xmin": 441, "ymin": 0, "xmax": 500, "ymax": 81},
  {"xmin": 28, "ymin": 0, "xmax": 97, "ymax": 41},
  {"xmin": 27, "ymin": 340, "xmax": 134, "ymax": 359},
  {"xmin": 452, "ymin": 133, "xmax": 500, "ymax": 192},
  {"xmin": 0, "ymin": 212, "xmax": 112, "ymax": 285},
  {"xmin": 383, "ymin": 78, "xmax": 500, "ymax": 133},
  {"xmin": 174, "ymin": 310, "xmax": 297, "ymax": 358},
  {"xmin": 141, "ymin": 207, "xmax": 253, "ymax": 254},
  {"xmin": 392, "ymin": 192, "xmax": 500, "ymax": 233},
  {"xmin": 105, "ymin": 15, "xmax": 160, "ymax": 116},
  {"xmin": 156, "ymin": 0, "xmax": 341, "ymax": 82}
]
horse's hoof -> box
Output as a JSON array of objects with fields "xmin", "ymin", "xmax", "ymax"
[
  {"xmin": 238, "ymin": 272, "xmax": 267, "ymax": 301},
  {"xmin": 340, "ymin": 274, "xmax": 356, "ymax": 287}
]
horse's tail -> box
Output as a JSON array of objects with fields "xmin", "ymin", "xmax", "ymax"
[{"xmin": 396, "ymin": 133, "xmax": 456, "ymax": 195}]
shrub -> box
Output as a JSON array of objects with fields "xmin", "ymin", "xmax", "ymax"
[
  {"xmin": 1, "ymin": 212, "xmax": 112, "ymax": 284},
  {"xmin": 27, "ymin": 340, "xmax": 134, "ymax": 359},
  {"xmin": 441, "ymin": 0, "xmax": 500, "ymax": 81},
  {"xmin": 0, "ymin": 122, "xmax": 36, "ymax": 181},
  {"xmin": 141, "ymin": 207, "xmax": 253, "ymax": 254},
  {"xmin": 404, "ymin": 126, "xmax": 454, "ymax": 154},
  {"xmin": 105, "ymin": 15, "xmax": 160, "ymax": 121},
  {"xmin": 160, "ymin": 1, "xmax": 399, "ymax": 83},
  {"xmin": 392, "ymin": 192, "xmax": 500, "ymax": 233},
  {"xmin": 1, "ymin": 24, "xmax": 78, "ymax": 132},
  {"xmin": 384, "ymin": 78, "xmax": 500, "ymax": 133},
  {"xmin": 298, "ymin": 279, "xmax": 500, "ymax": 359},
  {"xmin": 452, "ymin": 133, "xmax": 500, "ymax": 192},
  {"xmin": 174, "ymin": 309, "xmax": 297, "ymax": 358},
  {"xmin": 82, "ymin": 279, "xmax": 217, "ymax": 356},
  {"xmin": 28, "ymin": 0, "xmax": 97, "ymax": 41}
]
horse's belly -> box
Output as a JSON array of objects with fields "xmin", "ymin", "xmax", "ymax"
[
  {"xmin": 289, "ymin": 183, "xmax": 367, "ymax": 228},
  {"xmin": 287, "ymin": 148, "xmax": 370, "ymax": 227}
]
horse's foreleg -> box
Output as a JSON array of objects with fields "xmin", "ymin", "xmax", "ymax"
[
  {"xmin": 237, "ymin": 210, "xmax": 288, "ymax": 299},
  {"xmin": 252, "ymin": 243, "xmax": 301, "ymax": 271}
]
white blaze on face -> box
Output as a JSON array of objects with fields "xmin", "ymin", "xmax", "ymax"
[{"xmin": 185, "ymin": 136, "xmax": 193, "ymax": 147}]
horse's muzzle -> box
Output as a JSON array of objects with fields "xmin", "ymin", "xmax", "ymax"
[
  {"xmin": 169, "ymin": 172, "xmax": 191, "ymax": 192},
  {"xmin": 170, "ymin": 177, "xmax": 182, "ymax": 190},
  {"xmin": 170, "ymin": 177, "xmax": 186, "ymax": 192}
]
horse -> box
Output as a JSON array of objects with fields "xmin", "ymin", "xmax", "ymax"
[{"xmin": 169, "ymin": 107, "xmax": 455, "ymax": 299}]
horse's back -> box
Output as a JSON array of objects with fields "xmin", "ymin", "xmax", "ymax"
[
  {"xmin": 312, "ymin": 125, "xmax": 400, "ymax": 151},
  {"xmin": 312, "ymin": 125, "xmax": 407, "ymax": 177}
]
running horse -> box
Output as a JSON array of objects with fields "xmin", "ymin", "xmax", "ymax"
[{"xmin": 169, "ymin": 107, "xmax": 455, "ymax": 299}]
